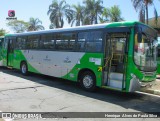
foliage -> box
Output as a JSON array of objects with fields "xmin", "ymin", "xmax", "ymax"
[
  {"xmin": 100, "ymin": 6, "xmax": 124, "ymax": 23},
  {"xmin": 6, "ymin": 20, "xmax": 29, "ymax": 33},
  {"xmin": 99, "ymin": 8, "xmax": 110, "ymax": 23},
  {"xmin": 131, "ymin": 0, "xmax": 158, "ymax": 25},
  {"xmin": 27, "ymin": 17, "xmax": 45, "ymax": 31},
  {"xmin": 71, "ymin": 4, "xmax": 85, "ymax": 26},
  {"xmin": 83, "ymin": 0, "xmax": 103, "ymax": 24},
  {"xmin": 0, "ymin": 28, "xmax": 8, "ymax": 36},
  {"xmin": 47, "ymin": 0, "xmax": 73, "ymax": 28},
  {"xmin": 109, "ymin": 5, "xmax": 124, "ymax": 22},
  {"xmin": 47, "ymin": 0, "xmax": 125, "ymax": 27}
]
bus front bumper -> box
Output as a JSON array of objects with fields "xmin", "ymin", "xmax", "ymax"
[{"xmin": 129, "ymin": 74, "xmax": 155, "ymax": 92}]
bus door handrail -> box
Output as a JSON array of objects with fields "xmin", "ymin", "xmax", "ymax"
[{"xmin": 104, "ymin": 57, "xmax": 111, "ymax": 68}]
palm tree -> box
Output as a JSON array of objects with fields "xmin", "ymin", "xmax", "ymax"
[
  {"xmin": 71, "ymin": 4, "xmax": 85, "ymax": 26},
  {"xmin": 131, "ymin": 0, "xmax": 158, "ymax": 24},
  {"xmin": 99, "ymin": 8, "xmax": 110, "ymax": 23},
  {"xmin": 47, "ymin": 0, "xmax": 73, "ymax": 28},
  {"xmin": 83, "ymin": 0, "xmax": 103, "ymax": 24},
  {"xmin": 100, "ymin": 6, "xmax": 124, "ymax": 23},
  {"xmin": 27, "ymin": 17, "xmax": 44, "ymax": 31},
  {"xmin": 49, "ymin": 23, "xmax": 56, "ymax": 29},
  {"xmin": 109, "ymin": 5, "xmax": 124, "ymax": 22}
]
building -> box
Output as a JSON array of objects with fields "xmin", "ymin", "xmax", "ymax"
[{"xmin": 148, "ymin": 16, "xmax": 160, "ymax": 37}]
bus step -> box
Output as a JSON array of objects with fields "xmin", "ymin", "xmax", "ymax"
[
  {"xmin": 109, "ymin": 73, "xmax": 123, "ymax": 81},
  {"xmin": 108, "ymin": 79, "xmax": 122, "ymax": 89}
]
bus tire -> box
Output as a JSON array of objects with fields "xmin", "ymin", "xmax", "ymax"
[
  {"xmin": 80, "ymin": 71, "xmax": 96, "ymax": 92},
  {"xmin": 20, "ymin": 62, "xmax": 28, "ymax": 76}
]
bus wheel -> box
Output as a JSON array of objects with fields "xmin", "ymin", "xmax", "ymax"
[
  {"xmin": 80, "ymin": 71, "xmax": 96, "ymax": 92},
  {"xmin": 21, "ymin": 62, "xmax": 28, "ymax": 76}
]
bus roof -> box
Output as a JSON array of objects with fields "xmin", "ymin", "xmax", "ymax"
[{"xmin": 5, "ymin": 21, "xmax": 154, "ymax": 37}]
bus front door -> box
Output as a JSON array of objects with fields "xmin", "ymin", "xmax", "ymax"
[
  {"xmin": 104, "ymin": 33, "xmax": 128, "ymax": 90},
  {"xmin": 7, "ymin": 39, "xmax": 14, "ymax": 67}
]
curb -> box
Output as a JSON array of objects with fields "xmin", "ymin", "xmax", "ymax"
[{"xmin": 141, "ymin": 89, "xmax": 160, "ymax": 96}]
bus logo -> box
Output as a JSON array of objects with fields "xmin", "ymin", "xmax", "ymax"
[{"xmin": 8, "ymin": 10, "xmax": 15, "ymax": 17}]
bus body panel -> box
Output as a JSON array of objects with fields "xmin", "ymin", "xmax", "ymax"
[{"xmin": 13, "ymin": 50, "xmax": 103, "ymax": 87}]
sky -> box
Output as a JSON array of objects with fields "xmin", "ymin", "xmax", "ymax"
[{"xmin": 0, "ymin": 0, "xmax": 160, "ymax": 33}]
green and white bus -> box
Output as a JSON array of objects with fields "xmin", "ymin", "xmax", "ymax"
[
  {"xmin": 1, "ymin": 21, "xmax": 158, "ymax": 92},
  {"xmin": 0, "ymin": 36, "xmax": 4, "ymax": 66}
]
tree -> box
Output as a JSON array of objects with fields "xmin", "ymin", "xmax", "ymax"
[
  {"xmin": 47, "ymin": 0, "xmax": 73, "ymax": 28},
  {"xmin": 83, "ymin": 0, "xmax": 103, "ymax": 24},
  {"xmin": 71, "ymin": 4, "xmax": 85, "ymax": 26},
  {"xmin": 131, "ymin": 0, "xmax": 158, "ymax": 24},
  {"xmin": 6, "ymin": 20, "xmax": 29, "ymax": 33},
  {"xmin": 109, "ymin": 5, "xmax": 124, "ymax": 22},
  {"xmin": 99, "ymin": 8, "xmax": 110, "ymax": 23},
  {"xmin": 49, "ymin": 23, "xmax": 56, "ymax": 29},
  {"xmin": 27, "ymin": 17, "xmax": 45, "ymax": 31},
  {"xmin": 0, "ymin": 28, "xmax": 8, "ymax": 36},
  {"xmin": 99, "ymin": 6, "xmax": 124, "ymax": 23}
]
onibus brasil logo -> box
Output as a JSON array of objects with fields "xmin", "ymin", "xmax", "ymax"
[{"xmin": 6, "ymin": 10, "xmax": 17, "ymax": 20}]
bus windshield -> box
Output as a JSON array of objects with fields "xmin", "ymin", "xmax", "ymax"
[{"xmin": 134, "ymin": 26, "xmax": 157, "ymax": 72}]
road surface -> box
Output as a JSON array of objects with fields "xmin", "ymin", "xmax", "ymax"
[{"xmin": 0, "ymin": 67, "xmax": 160, "ymax": 121}]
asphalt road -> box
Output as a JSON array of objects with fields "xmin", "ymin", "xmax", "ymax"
[{"xmin": 0, "ymin": 67, "xmax": 160, "ymax": 121}]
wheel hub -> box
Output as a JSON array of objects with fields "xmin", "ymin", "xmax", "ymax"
[
  {"xmin": 83, "ymin": 75, "xmax": 93, "ymax": 88},
  {"xmin": 22, "ymin": 64, "xmax": 26, "ymax": 74}
]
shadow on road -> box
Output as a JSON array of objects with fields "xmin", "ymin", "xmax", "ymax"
[{"xmin": 1, "ymin": 67, "xmax": 160, "ymax": 112}]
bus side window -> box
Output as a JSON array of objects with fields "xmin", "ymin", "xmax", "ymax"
[
  {"xmin": 27, "ymin": 35, "xmax": 39, "ymax": 49},
  {"xmin": 40, "ymin": 34, "xmax": 55, "ymax": 50},
  {"xmin": 68, "ymin": 34, "xmax": 76, "ymax": 50},
  {"xmin": 55, "ymin": 33, "xmax": 76, "ymax": 51},
  {"xmin": 77, "ymin": 32, "xmax": 89, "ymax": 51},
  {"xmin": 77, "ymin": 31, "xmax": 102, "ymax": 52},
  {"xmin": 86, "ymin": 31, "xmax": 102, "ymax": 52},
  {"xmin": 4, "ymin": 38, "xmax": 8, "ymax": 49},
  {"xmin": 16, "ymin": 36, "xmax": 26, "ymax": 49}
]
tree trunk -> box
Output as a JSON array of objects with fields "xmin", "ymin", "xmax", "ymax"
[
  {"xmin": 95, "ymin": 14, "xmax": 98, "ymax": 24},
  {"xmin": 145, "ymin": 1, "xmax": 149, "ymax": 25}
]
